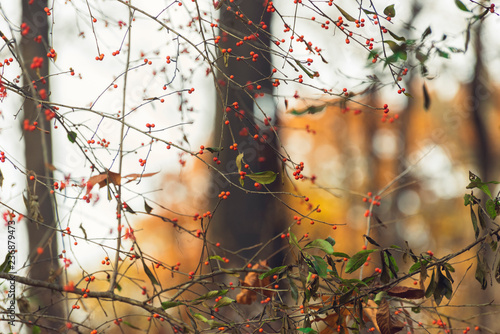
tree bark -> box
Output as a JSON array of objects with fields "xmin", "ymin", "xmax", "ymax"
[
  {"xmin": 210, "ymin": 2, "xmax": 285, "ymax": 266},
  {"xmin": 21, "ymin": 0, "xmax": 63, "ymax": 331}
]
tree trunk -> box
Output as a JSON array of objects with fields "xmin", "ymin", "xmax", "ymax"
[
  {"xmin": 469, "ymin": 18, "xmax": 498, "ymax": 332},
  {"xmin": 210, "ymin": 2, "xmax": 285, "ymax": 266},
  {"xmin": 21, "ymin": 0, "xmax": 63, "ymax": 331}
]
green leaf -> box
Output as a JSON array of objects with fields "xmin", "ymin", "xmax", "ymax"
[
  {"xmin": 326, "ymin": 256, "xmax": 339, "ymax": 277},
  {"xmin": 298, "ymin": 328, "xmax": 318, "ymax": 334},
  {"xmin": 331, "ymin": 252, "xmax": 350, "ymax": 258},
  {"xmin": 478, "ymin": 208, "xmax": 487, "ymax": 229},
  {"xmin": 397, "ymin": 51, "xmax": 408, "ymax": 61},
  {"xmin": 333, "ymin": 4, "xmax": 356, "ymax": 22},
  {"xmin": 0, "ymin": 252, "xmax": 12, "ymax": 273},
  {"xmin": 142, "ymin": 260, "xmax": 160, "ymax": 286},
  {"xmin": 304, "ymin": 239, "xmax": 334, "ymax": 254},
  {"xmin": 236, "ymin": 153, "xmax": 244, "ymax": 173},
  {"xmin": 384, "ymin": 251, "xmax": 399, "ymax": 278},
  {"xmin": 0, "ymin": 167, "xmax": 3, "ymax": 188},
  {"xmin": 380, "ymin": 252, "xmax": 390, "ymax": 284},
  {"xmin": 205, "ymin": 146, "xmax": 223, "ymax": 153},
  {"xmin": 384, "ymin": 40, "xmax": 399, "ymax": 54},
  {"xmin": 363, "ymin": 235, "xmax": 380, "ymax": 247},
  {"xmin": 470, "ymin": 205, "xmax": 480, "ymax": 239},
  {"xmin": 339, "ymin": 288, "xmax": 355, "ymax": 305},
  {"xmin": 485, "ymin": 199, "xmax": 499, "ymax": 219},
  {"xmin": 67, "ymin": 131, "xmax": 77, "ymax": 143},
  {"xmin": 208, "ymin": 255, "xmax": 225, "ymax": 262},
  {"xmin": 161, "ymin": 301, "xmax": 182, "ymax": 309},
  {"xmin": 437, "ymin": 49, "xmax": 450, "ymax": 59},
  {"xmin": 444, "ymin": 263, "xmax": 455, "ymax": 273},
  {"xmin": 191, "ymin": 311, "xmax": 208, "ymax": 322},
  {"xmin": 206, "ymin": 319, "xmax": 228, "ymax": 329},
  {"xmin": 374, "ymin": 291, "xmax": 387, "ymax": 304},
  {"xmin": 194, "ymin": 289, "xmax": 228, "ymax": 302},
  {"xmin": 434, "ymin": 267, "xmax": 453, "ymax": 305},
  {"xmin": 383, "ymin": 4, "xmax": 395, "ymax": 17},
  {"xmin": 259, "ymin": 265, "xmax": 287, "ymax": 280},
  {"xmin": 288, "ymin": 228, "xmax": 300, "ymax": 249},
  {"xmin": 345, "ymin": 249, "xmax": 376, "ymax": 274},
  {"xmin": 246, "ymin": 171, "xmax": 276, "ymax": 185},
  {"xmin": 464, "ymin": 193, "xmax": 473, "ymax": 206},
  {"xmin": 423, "ymin": 83, "xmax": 431, "ymax": 111},
  {"xmin": 32, "ymin": 325, "xmax": 41, "ymax": 334},
  {"xmin": 425, "ymin": 269, "xmax": 437, "ymax": 298},
  {"xmin": 325, "ymin": 236, "xmax": 336, "ymax": 247},
  {"xmin": 124, "ymin": 204, "xmax": 136, "ymax": 214},
  {"xmin": 444, "ymin": 266, "xmax": 454, "ymax": 283},
  {"xmin": 409, "ymin": 260, "xmax": 428, "ymax": 274},
  {"xmin": 455, "ymin": 0, "xmax": 469, "ymax": 12},
  {"xmin": 295, "ymin": 60, "xmax": 315, "ymax": 78},
  {"xmin": 341, "ymin": 278, "xmax": 368, "ymax": 287},
  {"xmin": 448, "ymin": 46, "xmax": 464, "ymax": 53},
  {"xmin": 223, "ymin": 50, "xmax": 229, "ymax": 67},
  {"xmin": 421, "ymin": 26, "xmax": 432, "ymax": 40},
  {"xmin": 122, "ymin": 321, "xmax": 141, "ymax": 330},
  {"xmin": 416, "ymin": 50, "xmax": 428, "ymax": 63},
  {"xmin": 467, "ymin": 174, "xmax": 496, "ymax": 198},
  {"xmin": 475, "ymin": 254, "xmax": 489, "ymax": 289},
  {"xmin": 312, "ymin": 255, "xmax": 328, "ymax": 278},
  {"xmin": 214, "ymin": 296, "xmax": 234, "ymax": 308},
  {"xmin": 289, "ymin": 105, "xmax": 325, "ymax": 116},
  {"xmin": 287, "ymin": 275, "xmax": 299, "ymax": 303}
]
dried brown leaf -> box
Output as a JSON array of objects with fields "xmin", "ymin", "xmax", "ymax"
[
  {"xmin": 45, "ymin": 163, "xmax": 57, "ymax": 171},
  {"xmin": 318, "ymin": 314, "xmax": 339, "ymax": 334},
  {"xmin": 363, "ymin": 300, "xmax": 380, "ymax": 332},
  {"xmin": 387, "ymin": 286, "xmax": 425, "ymax": 299},
  {"xmin": 376, "ymin": 299, "xmax": 405, "ymax": 334},
  {"xmin": 106, "ymin": 171, "xmax": 122, "ymax": 186},
  {"xmin": 85, "ymin": 174, "xmax": 107, "ymax": 194},
  {"xmin": 236, "ymin": 260, "xmax": 272, "ymax": 304},
  {"xmin": 123, "ymin": 171, "xmax": 159, "ymax": 184}
]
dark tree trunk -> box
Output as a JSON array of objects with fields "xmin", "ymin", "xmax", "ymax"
[
  {"xmin": 210, "ymin": 2, "xmax": 285, "ymax": 266},
  {"xmin": 21, "ymin": 0, "xmax": 63, "ymax": 331},
  {"xmin": 469, "ymin": 18, "xmax": 498, "ymax": 331}
]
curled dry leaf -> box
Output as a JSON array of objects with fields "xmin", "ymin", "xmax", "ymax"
[
  {"xmin": 85, "ymin": 174, "xmax": 108, "ymax": 194},
  {"xmin": 236, "ymin": 260, "xmax": 273, "ymax": 305},
  {"xmin": 363, "ymin": 300, "xmax": 381, "ymax": 332},
  {"xmin": 311, "ymin": 304, "xmax": 349, "ymax": 334},
  {"xmin": 85, "ymin": 171, "xmax": 159, "ymax": 194},
  {"xmin": 123, "ymin": 171, "xmax": 159, "ymax": 184},
  {"xmin": 45, "ymin": 162, "xmax": 57, "ymax": 171},
  {"xmin": 311, "ymin": 295, "xmax": 378, "ymax": 334},
  {"xmin": 376, "ymin": 299, "xmax": 405, "ymax": 334},
  {"xmin": 386, "ymin": 286, "xmax": 425, "ymax": 299}
]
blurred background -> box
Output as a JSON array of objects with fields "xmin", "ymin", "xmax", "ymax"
[{"xmin": 1, "ymin": 0, "xmax": 499, "ymax": 332}]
